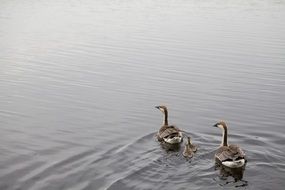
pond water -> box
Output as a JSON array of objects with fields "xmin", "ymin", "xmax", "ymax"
[{"xmin": 1, "ymin": 0, "xmax": 285, "ymax": 189}]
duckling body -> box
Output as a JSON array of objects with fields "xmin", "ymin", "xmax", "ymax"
[
  {"xmin": 155, "ymin": 106, "xmax": 183, "ymax": 144},
  {"xmin": 213, "ymin": 121, "xmax": 246, "ymax": 168},
  {"xmin": 183, "ymin": 136, "xmax": 197, "ymax": 158}
]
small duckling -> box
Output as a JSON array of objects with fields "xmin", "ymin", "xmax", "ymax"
[{"xmin": 183, "ymin": 136, "xmax": 197, "ymax": 158}]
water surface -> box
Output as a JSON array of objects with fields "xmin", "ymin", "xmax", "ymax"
[{"xmin": 1, "ymin": 0, "xmax": 285, "ymax": 189}]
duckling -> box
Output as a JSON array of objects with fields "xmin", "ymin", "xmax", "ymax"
[
  {"xmin": 155, "ymin": 105, "xmax": 183, "ymax": 144},
  {"xmin": 183, "ymin": 136, "xmax": 197, "ymax": 158},
  {"xmin": 213, "ymin": 121, "xmax": 246, "ymax": 168}
]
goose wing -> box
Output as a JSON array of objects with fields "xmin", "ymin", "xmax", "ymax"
[
  {"xmin": 216, "ymin": 145, "xmax": 245, "ymax": 162},
  {"xmin": 159, "ymin": 125, "xmax": 180, "ymax": 138},
  {"xmin": 229, "ymin": 144, "xmax": 246, "ymax": 159}
]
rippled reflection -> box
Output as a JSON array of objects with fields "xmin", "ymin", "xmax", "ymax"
[
  {"xmin": 215, "ymin": 164, "xmax": 248, "ymax": 187},
  {"xmin": 215, "ymin": 162, "xmax": 246, "ymax": 181},
  {"xmin": 160, "ymin": 141, "xmax": 182, "ymax": 152}
]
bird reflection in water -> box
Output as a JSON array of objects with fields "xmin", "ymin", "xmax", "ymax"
[
  {"xmin": 159, "ymin": 140, "xmax": 181, "ymax": 152},
  {"xmin": 215, "ymin": 162, "xmax": 248, "ymax": 187}
]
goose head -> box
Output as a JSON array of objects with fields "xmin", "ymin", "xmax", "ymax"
[
  {"xmin": 213, "ymin": 121, "xmax": 227, "ymax": 130},
  {"xmin": 213, "ymin": 120, "xmax": 228, "ymax": 146},
  {"xmin": 155, "ymin": 105, "xmax": 169, "ymax": 126},
  {"xmin": 155, "ymin": 105, "xmax": 168, "ymax": 114}
]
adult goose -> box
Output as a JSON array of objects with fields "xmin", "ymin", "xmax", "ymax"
[
  {"xmin": 155, "ymin": 105, "xmax": 183, "ymax": 144},
  {"xmin": 213, "ymin": 121, "xmax": 246, "ymax": 168}
]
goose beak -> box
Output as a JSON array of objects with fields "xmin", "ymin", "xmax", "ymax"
[
  {"xmin": 155, "ymin": 106, "xmax": 160, "ymax": 109},
  {"xmin": 213, "ymin": 123, "xmax": 218, "ymax": 127}
]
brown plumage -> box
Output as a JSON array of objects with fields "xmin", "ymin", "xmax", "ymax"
[
  {"xmin": 213, "ymin": 121, "xmax": 246, "ymax": 168},
  {"xmin": 158, "ymin": 125, "xmax": 180, "ymax": 139},
  {"xmin": 183, "ymin": 136, "xmax": 197, "ymax": 158},
  {"xmin": 215, "ymin": 144, "xmax": 245, "ymax": 162},
  {"xmin": 155, "ymin": 105, "xmax": 183, "ymax": 144}
]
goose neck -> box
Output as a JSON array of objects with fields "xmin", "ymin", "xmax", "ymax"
[
  {"xmin": 222, "ymin": 126, "xmax": 228, "ymax": 146},
  {"xmin": 163, "ymin": 110, "xmax": 168, "ymax": 125}
]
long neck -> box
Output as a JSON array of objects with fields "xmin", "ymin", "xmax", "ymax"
[
  {"xmin": 163, "ymin": 110, "xmax": 168, "ymax": 125},
  {"xmin": 187, "ymin": 138, "xmax": 191, "ymax": 145},
  {"xmin": 222, "ymin": 126, "xmax": 228, "ymax": 146}
]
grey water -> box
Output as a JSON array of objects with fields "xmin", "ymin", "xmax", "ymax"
[{"xmin": 1, "ymin": 0, "xmax": 285, "ymax": 189}]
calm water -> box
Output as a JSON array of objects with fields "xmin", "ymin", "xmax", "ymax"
[{"xmin": 1, "ymin": 0, "xmax": 285, "ymax": 189}]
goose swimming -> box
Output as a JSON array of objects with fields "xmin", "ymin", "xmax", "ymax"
[
  {"xmin": 155, "ymin": 105, "xmax": 183, "ymax": 144},
  {"xmin": 213, "ymin": 121, "xmax": 246, "ymax": 168},
  {"xmin": 183, "ymin": 136, "xmax": 197, "ymax": 158}
]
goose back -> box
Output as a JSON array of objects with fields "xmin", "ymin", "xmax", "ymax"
[
  {"xmin": 216, "ymin": 144, "xmax": 245, "ymax": 162},
  {"xmin": 158, "ymin": 125, "xmax": 180, "ymax": 139}
]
